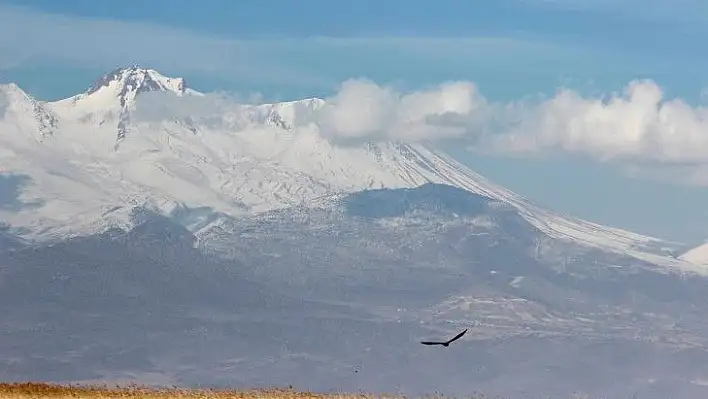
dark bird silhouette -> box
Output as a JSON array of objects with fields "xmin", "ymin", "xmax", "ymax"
[{"xmin": 420, "ymin": 328, "xmax": 468, "ymax": 347}]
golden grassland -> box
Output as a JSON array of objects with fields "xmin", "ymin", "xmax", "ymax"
[
  {"xmin": 1, "ymin": 382, "xmax": 390, "ymax": 399},
  {"xmin": 0, "ymin": 383, "xmax": 499, "ymax": 399}
]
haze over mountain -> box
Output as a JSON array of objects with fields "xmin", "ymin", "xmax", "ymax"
[{"xmin": 2, "ymin": 67, "xmax": 708, "ymax": 398}]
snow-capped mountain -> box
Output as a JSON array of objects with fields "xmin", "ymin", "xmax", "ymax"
[
  {"xmin": 0, "ymin": 83, "xmax": 59, "ymax": 141},
  {"xmin": 4, "ymin": 186, "xmax": 708, "ymax": 398},
  {"xmin": 0, "ymin": 66, "xmax": 695, "ymax": 272},
  {"xmin": 49, "ymin": 65, "xmax": 196, "ymax": 146}
]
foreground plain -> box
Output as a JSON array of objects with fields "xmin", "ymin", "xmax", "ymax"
[{"xmin": 0, "ymin": 383, "xmax": 498, "ymax": 399}]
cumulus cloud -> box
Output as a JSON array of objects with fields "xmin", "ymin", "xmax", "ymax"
[
  {"xmin": 311, "ymin": 78, "xmax": 708, "ymax": 186},
  {"xmin": 132, "ymin": 78, "xmax": 498, "ymax": 143},
  {"xmin": 309, "ymin": 78, "xmax": 708, "ymax": 169},
  {"xmin": 129, "ymin": 75, "xmax": 708, "ymax": 185},
  {"xmin": 489, "ymin": 80, "xmax": 708, "ymax": 164},
  {"xmin": 311, "ymin": 79, "xmax": 493, "ymax": 142}
]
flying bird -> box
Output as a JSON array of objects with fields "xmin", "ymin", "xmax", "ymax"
[{"xmin": 420, "ymin": 328, "xmax": 468, "ymax": 347}]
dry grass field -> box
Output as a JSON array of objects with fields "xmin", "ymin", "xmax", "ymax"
[
  {"xmin": 0, "ymin": 383, "xmax": 496, "ymax": 399},
  {"xmin": 0, "ymin": 382, "xmax": 611, "ymax": 399}
]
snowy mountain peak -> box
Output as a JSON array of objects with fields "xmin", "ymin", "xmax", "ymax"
[
  {"xmin": 0, "ymin": 83, "xmax": 59, "ymax": 141},
  {"xmin": 84, "ymin": 65, "xmax": 189, "ymax": 107},
  {"xmin": 0, "ymin": 82, "xmax": 25, "ymax": 97},
  {"xmin": 0, "ymin": 66, "xmax": 700, "ymax": 274},
  {"xmin": 48, "ymin": 66, "xmax": 199, "ymax": 146},
  {"xmin": 53, "ymin": 66, "xmax": 196, "ymax": 115},
  {"xmin": 1, "ymin": 82, "xmax": 39, "ymax": 111}
]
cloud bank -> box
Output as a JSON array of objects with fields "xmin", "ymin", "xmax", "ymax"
[
  {"xmin": 311, "ymin": 78, "xmax": 708, "ymax": 168},
  {"xmin": 133, "ymin": 77, "xmax": 708, "ymax": 185},
  {"xmin": 313, "ymin": 79, "xmax": 492, "ymax": 142},
  {"xmin": 490, "ymin": 80, "xmax": 708, "ymax": 164},
  {"xmin": 9, "ymin": 2, "xmax": 705, "ymax": 183}
]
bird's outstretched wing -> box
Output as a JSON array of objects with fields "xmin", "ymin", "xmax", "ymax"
[
  {"xmin": 446, "ymin": 328, "xmax": 468, "ymax": 344},
  {"xmin": 421, "ymin": 328, "xmax": 469, "ymax": 346}
]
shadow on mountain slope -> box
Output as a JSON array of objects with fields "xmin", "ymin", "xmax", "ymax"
[{"xmin": 2, "ymin": 185, "xmax": 708, "ymax": 398}]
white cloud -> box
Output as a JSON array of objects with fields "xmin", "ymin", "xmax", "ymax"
[
  {"xmin": 304, "ymin": 78, "xmax": 708, "ymax": 171},
  {"xmin": 311, "ymin": 79, "xmax": 492, "ymax": 142},
  {"xmin": 310, "ymin": 78, "xmax": 708, "ymax": 185},
  {"xmin": 489, "ymin": 80, "xmax": 708, "ymax": 165},
  {"xmin": 132, "ymin": 91, "xmax": 258, "ymax": 123},
  {"xmin": 130, "ymin": 78, "xmax": 498, "ymax": 144},
  {"xmin": 133, "ymin": 77, "xmax": 708, "ymax": 171}
]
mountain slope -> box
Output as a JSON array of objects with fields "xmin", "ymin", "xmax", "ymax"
[
  {"xmin": 680, "ymin": 242, "xmax": 708, "ymax": 265},
  {"xmin": 0, "ymin": 66, "xmax": 695, "ymax": 273},
  {"xmin": 0, "ymin": 83, "xmax": 59, "ymax": 141},
  {"xmin": 4, "ymin": 187, "xmax": 708, "ymax": 398}
]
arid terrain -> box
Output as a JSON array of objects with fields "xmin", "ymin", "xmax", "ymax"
[{"xmin": 0, "ymin": 383, "xmax": 498, "ymax": 399}]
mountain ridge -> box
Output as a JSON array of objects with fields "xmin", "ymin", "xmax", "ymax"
[{"xmin": 0, "ymin": 66, "xmax": 698, "ymax": 274}]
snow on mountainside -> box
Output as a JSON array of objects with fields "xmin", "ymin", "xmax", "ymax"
[
  {"xmin": 0, "ymin": 66, "xmax": 697, "ymax": 272},
  {"xmin": 0, "ymin": 83, "xmax": 59, "ymax": 141},
  {"xmin": 50, "ymin": 65, "xmax": 198, "ymax": 146}
]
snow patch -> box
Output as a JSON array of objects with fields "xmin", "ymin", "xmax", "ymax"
[{"xmin": 680, "ymin": 242, "xmax": 708, "ymax": 265}]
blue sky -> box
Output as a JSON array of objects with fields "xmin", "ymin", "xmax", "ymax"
[{"xmin": 2, "ymin": 0, "xmax": 708, "ymax": 244}]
